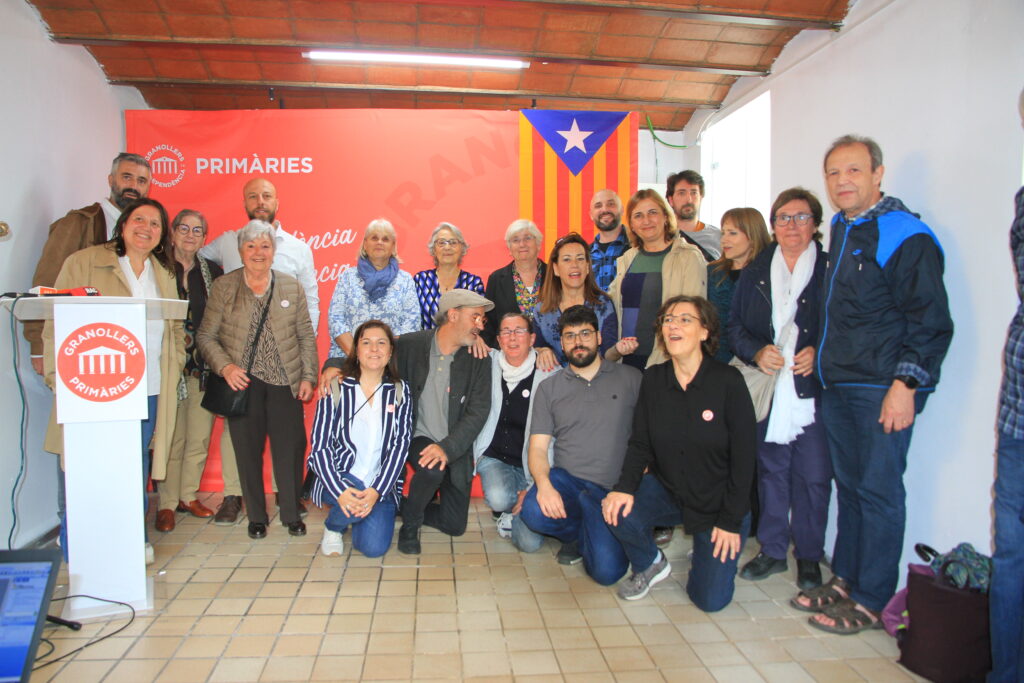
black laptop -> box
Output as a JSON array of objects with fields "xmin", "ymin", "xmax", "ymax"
[{"xmin": 0, "ymin": 549, "xmax": 61, "ymax": 683}]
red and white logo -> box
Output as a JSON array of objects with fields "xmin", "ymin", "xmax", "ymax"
[
  {"xmin": 145, "ymin": 144, "xmax": 186, "ymax": 188},
  {"xmin": 58, "ymin": 323, "xmax": 145, "ymax": 402}
]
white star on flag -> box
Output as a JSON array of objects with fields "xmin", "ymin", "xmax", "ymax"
[{"xmin": 556, "ymin": 118, "xmax": 594, "ymax": 153}]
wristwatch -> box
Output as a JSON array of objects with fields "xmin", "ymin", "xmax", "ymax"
[{"xmin": 894, "ymin": 374, "xmax": 919, "ymax": 390}]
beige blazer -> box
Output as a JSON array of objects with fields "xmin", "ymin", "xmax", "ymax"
[
  {"xmin": 42, "ymin": 244, "xmax": 186, "ymax": 480},
  {"xmin": 607, "ymin": 236, "xmax": 708, "ymax": 367}
]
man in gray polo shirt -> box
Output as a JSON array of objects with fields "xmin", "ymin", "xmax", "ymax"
[{"xmin": 520, "ymin": 305, "xmax": 642, "ymax": 585}]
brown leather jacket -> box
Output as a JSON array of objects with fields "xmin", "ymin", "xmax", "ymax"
[{"xmin": 25, "ymin": 203, "xmax": 107, "ymax": 355}]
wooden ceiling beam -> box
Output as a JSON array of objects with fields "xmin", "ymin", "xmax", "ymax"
[
  {"xmin": 57, "ymin": 36, "xmax": 768, "ymax": 77},
  {"xmin": 110, "ymin": 77, "xmax": 719, "ymax": 110}
]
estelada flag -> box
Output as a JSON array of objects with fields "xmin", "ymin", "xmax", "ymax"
[{"xmin": 519, "ymin": 110, "xmax": 639, "ymax": 257}]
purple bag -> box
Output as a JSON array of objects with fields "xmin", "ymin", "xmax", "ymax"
[{"xmin": 881, "ymin": 563, "xmax": 934, "ymax": 637}]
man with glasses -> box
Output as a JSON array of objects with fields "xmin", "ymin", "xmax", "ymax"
[
  {"xmin": 666, "ymin": 169, "xmax": 721, "ymax": 262},
  {"xmin": 472, "ymin": 312, "xmax": 558, "ymax": 551},
  {"xmin": 589, "ymin": 189, "xmax": 629, "ymax": 291},
  {"xmin": 26, "ymin": 153, "xmax": 152, "ymax": 374},
  {"xmin": 520, "ymin": 305, "xmax": 641, "ymax": 583},
  {"xmin": 199, "ymin": 177, "xmax": 320, "ymax": 525},
  {"xmin": 385, "ymin": 289, "xmax": 493, "ymax": 554},
  {"xmin": 799, "ymin": 135, "xmax": 953, "ymax": 635}
]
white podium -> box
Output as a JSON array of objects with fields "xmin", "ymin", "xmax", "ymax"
[{"xmin": 5, "ymin": 295, "xmax": 186, "ymax": 620}]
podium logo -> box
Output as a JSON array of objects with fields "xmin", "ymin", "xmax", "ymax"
[
  {"xmin": 58, "ymin": 323, "xmax": 146, "ymax": 402},
  {"xmin": 146, "ymin": 145, "xmax": 186, "ymax": 188}
]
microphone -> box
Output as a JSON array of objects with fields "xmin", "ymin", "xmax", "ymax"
[{"xmin": 29, "ymin": 286, "xmax": 100, "ymax": 297}]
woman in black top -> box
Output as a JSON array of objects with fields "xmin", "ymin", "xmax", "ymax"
[{"xmin": 602, "ymin": 295, "xmax": 756, "ymax": 612}]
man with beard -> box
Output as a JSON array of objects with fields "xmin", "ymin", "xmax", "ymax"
[
  {"xmin": 200, "ymin": 177, "xmax": 320, "ymax": 525},
  {"xmin": 666, "ymin": 170, "xmax": 721, "ymax": 261},
  {"xmin": 25, "ymin": 152, "xmax": 152, "ymax": 374},
  {"xmin": 520, "ymin": 305, "xmax": 642, "ymax": 584},
  {"xmin": 589, "ymin": 189, "xmax": 629, "ymax": 291}
]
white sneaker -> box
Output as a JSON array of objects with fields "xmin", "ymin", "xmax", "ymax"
[
  {"xmin": 321, "ymin": 528, "xmax": 344, "ymax": 557},
  {"xmin": 145, "ymin": 543, "xmax": 155, "ymax": 565},
  {"xmin": 496, "ymin": 512, "xmax": 513, "ymax": 539}
]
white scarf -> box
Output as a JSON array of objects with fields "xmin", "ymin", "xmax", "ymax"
[
  {"xmin": 498, "ymin": 348, "xmax": 536, "ymax": 392},
  {"xmin": 765, "ymin": 243, "xmax": 817, "ymax": 444}
]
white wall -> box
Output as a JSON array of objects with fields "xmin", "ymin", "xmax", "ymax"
[
  {"xmin": 685, "ymin": 0, "xmax": 1024, "ymax": 564},
  {"xmin": 0, "ymin": 1, "xmax": 144, "ymax": 547},
  {"xmin": 638, "ymin": 128, "xmax": 687, "ymax": 190}
]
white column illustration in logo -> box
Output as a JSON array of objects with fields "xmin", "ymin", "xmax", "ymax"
[{"xmin": 77, "ymin": 345, "xmax": 127, "ymax": 375}]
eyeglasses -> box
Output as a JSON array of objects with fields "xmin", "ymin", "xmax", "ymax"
[
  {"xmin": 174, "ymin": 224, "xmax": 206, "ymax": 236},
  {"xmin": 774, "ymin": 213, "xmax": 813, "ymax": 227},
  {"xmin": 434, "ymin": 239, "xmax": 462, "ymax": 248},
  {"xmin": 658, "ymin": 314, "xmax": 701, "ymax": 327},
  {"xmin": 498, "ymin": 328, "xmax": 530, "ymax": 338},
  {"xmin": 560, "ymin": 329, "xmax": 596, "ymax": 343},
  {"xmin": 509, "ymin": 235, "xmax": 536, "ymax": 245}
]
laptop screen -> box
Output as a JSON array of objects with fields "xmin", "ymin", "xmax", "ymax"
[{"xmin": 0, "ymin": 551, "xmax": 60, "ymax": 683}]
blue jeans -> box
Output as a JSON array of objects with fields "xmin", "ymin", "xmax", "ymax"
[
  {"xmin": 822, "ymin": 385, "xmax": 926, "ymax": 612},
  {"xmin": 59, "ymin": 394, "xmax": 156, "ymax": 556},
  {"xmin": 324, "ymin": 476, "xmax": 397, "ymax": 558},
  {"xmin": 608, "ymin": 474, "xmax": 750, "ymax": 612},
  {"xmin": 520, "ymin": 467, "xmax": 628, "ymax": 585},
  {"xmin": 476, "ymin": 455, "xmax": 543, "ymax": 553},
  {"xmin": 991, "ymin": 433, "xmax": 1024, "ymax": 683}
]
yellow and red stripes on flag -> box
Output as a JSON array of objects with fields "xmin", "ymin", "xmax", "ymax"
[{"xmin": 518, "ymin": 112, "xmax": 639, "ymax": 259}]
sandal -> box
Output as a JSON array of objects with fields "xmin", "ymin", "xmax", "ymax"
[
  {"xmin": 807, "ymin": 598, "xmax": 882, "ymax": 635},
  {"xmin": 789, "ymin": 575, "xmax": 850, "ymax": 613}
]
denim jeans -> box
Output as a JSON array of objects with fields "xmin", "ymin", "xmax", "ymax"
[
  {"xmin": 60, "ymin": 394, "xmax": 156, "ymax": 556},
  {"xmin": 476, "ymin": 455, "xmax": 543, "ymax": 553},
  {"xmin": 608, "ymin": 474, "xmax": 750, "ymax": 612},
  {"xmin": 756, "ymin": 416, "xmax": 832, "ymax": 562},
  {"xmin": 520, "ymin": 467, "xmax": 628, "ymax": 585},
  {"xmin": 990, "ymin": 433, "xmax": 1024, "ymax": 683},
  {"xmin": 323, "ymin": 476, "xmax": 398, "ymax": 558},
  {"xmin": 822, "ymin": 385, "xmax": 926, "ymax": 612}
]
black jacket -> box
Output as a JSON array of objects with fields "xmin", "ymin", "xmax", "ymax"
[
  {"xmin": 816, "ymin": 196, "xmax": 953, "ymax": 389},
  {"xmin": 727, "ymin": 242, "xmax": 826, "ymax": 400},
  {"xmin": 614, "ymin": 358, "xmax": 756, "ymax": 534},
  {"xmin": 482, "ymin": 260, "xmax": 546, "ymax": 346}
]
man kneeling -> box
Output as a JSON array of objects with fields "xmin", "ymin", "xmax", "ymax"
[{"xmin": 519, "ymin": 306, "xmax": 641, "ymax": 584}]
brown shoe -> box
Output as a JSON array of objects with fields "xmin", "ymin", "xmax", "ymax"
[
  {"xmin": 177, "ymin": 500, "xmax": 214, "ymax": 518},
  {"xmin": 214, "ymin": 495, "xmax": 242, "ymax": 526},
  {"xmin": 155, "ymin": 509, "xmax": 175, "ymax": 532},
  {"xmin": 653, "ymin": 526, "xmax": 674, "ymax": 548}
]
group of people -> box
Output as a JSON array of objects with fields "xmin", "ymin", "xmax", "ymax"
[{"xmin": 30, "ymin": 133, "xmax": 958, "ymax": 637}]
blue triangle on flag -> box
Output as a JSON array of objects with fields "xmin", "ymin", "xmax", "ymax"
[{"xmin": 522, "ymin": 110, "xmax": 628, "ymax": 176}]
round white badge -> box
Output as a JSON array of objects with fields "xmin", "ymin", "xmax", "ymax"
[
  {"xmin": 281, "ymin": 299, "xmax": 290, "ymax": 308},
  {"xmin": 522, "ymin": 389, "xmax": 530, "ymax": 398}
]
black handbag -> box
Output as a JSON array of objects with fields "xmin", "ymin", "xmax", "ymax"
[
  {"xmin": 201, "ymin": 279, "xmax": 274, "ymax": 418},
  {"xmin": 897, "ymin": 543, "xmax": 992, "ymax": 682}
]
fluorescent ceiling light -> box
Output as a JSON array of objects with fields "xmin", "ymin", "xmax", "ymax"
[{"xmin": 305, "ymin": 50, "xmax": 529, "ymax": 70}]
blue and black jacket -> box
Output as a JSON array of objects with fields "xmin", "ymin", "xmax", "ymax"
[{"xmin": 816, "ymin": 195, "xmax": 953, "ymax": 390}]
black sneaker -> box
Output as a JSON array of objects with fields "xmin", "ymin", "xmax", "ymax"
[
  {"xmin": 739, "ymin": 552, "xmax": 788, "ymax": 581},
  {"xmin": 397, "ymin": 524, "xmax": 421, "ymax": 555},
  {"xmin": 214, "ymin": 495, "xmax": 242, "ymax": 526},
  {"xmin": 557, "ymin": 540, "xmax": 583, "ymax": 565},
  {"xmin": 796, "ymin": 559, "xmax": 823, "ymax": 591}
]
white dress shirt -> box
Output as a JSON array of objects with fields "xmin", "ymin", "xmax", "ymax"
[
  {"xmin": 101, "ymin": 198, "xmax": 121, "ymax": 240},
  {"xmin": 199, "ymin": 221, "xmax": 320, "ymax": 329}
]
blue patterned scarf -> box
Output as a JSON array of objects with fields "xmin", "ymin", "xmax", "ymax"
[{"xmin": 358, "ymin": 255, "xmax": 399, "ymax": 302}]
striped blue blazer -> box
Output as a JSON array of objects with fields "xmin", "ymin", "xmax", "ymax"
[{"xmin": 308, "ymin": 376, "xmax": 413, "ymax": 506}]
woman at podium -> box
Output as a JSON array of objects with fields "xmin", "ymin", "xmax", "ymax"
[
  {"xmin": 43, "ymin": 198, "xmax": 186, "ymax": 565},
  {"xmin": 197, "ymin": 220, "xmax": 318, "ymax": 540}
]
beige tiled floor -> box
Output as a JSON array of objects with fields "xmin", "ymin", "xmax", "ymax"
[{"xmin": 34, "ymin": 495, "xmax": 925, "ymax": 682}]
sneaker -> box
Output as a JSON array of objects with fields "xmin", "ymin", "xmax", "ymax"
[
  {"xmin": 556, "ymin": 540, "xmax": 583, "ymax": 565},
  {"xmin": 618, "ymin": 552, "xmax": 671, "ymax": 601},
  {"xmin": 321, "ymin": 528, "xmax": 344, "ymax": 557},
  {"xmin": 144, "ymin": 542, "xmax": 154, "ymax": 566},
  {"xmin": 739, "ymin": 552, "xmax": 788, "ymax": 581},
  {"xmin": 496, "ymin": 512, "xmax": 514, "ymax": 539},
  {"xmin": 214, "ymin": 495, "xmax": 242, "ymax": 526}
]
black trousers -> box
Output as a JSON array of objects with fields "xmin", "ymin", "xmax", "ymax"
[
  {"xmin": 227, "ymin": 377, "xmax": 305, "ymax": 525},
  {"xmin": 402, "ymin": 435, "xmax": 470, "ymax": 536}
]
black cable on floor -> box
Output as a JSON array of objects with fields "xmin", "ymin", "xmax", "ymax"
[{"xmin": 32, "ymin": 594, "xmax": 136, "ymax": 671}]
